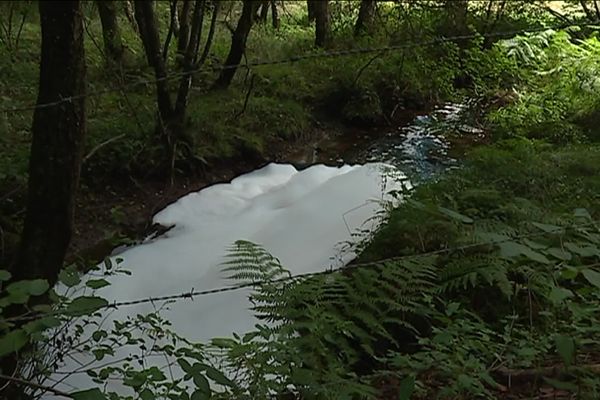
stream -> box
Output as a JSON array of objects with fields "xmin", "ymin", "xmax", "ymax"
[{"xmin": 48, "ymin": 102, "xmax": 477, "ymax": 396}]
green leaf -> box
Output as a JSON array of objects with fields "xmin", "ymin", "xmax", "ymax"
[
  {"xmin": 23, "ymin": 317, "xmax": 61, "ymax": 335},
  {"xmin": 204, "ymin": 366, "xmax": 233, "ymax": 387},
  {"xmin": 0, "ymin": 270, "xmax": 11, "ymax": 281},
  {"xmin": 191, "ymin": 390, "xmax": 211, "ymax": 400},
  {"xmin": 86, "ymin": 279, "xmax": 110, "ymax": 290},
  {"xmin": 438, "ymin": 206, "xmax": 474, "ymax": 224},
  {"xmin": 543, "ymin": 377, "xmax": 578, "ymax": 392},
  {"xmin": 70, "ymin": 388, "xmax": 107, "ymax": 400},
  {"xmin": 555, "ymin": 335, "xmax": 575, "ymax": 367},
  {"xmin": 59, "ymin": 267, "xmax": 81, "ymax": 288},
  {"xmin": 177, "ymin": 358, "xmax": 194, "ymax": 374},
  {"xmin": 565, "ymin": 242, "xmax": 599, "ymax": 258},
  {"xmin": 65, "ymin": 296, "xmax": 108, "ymax": 316},
  {"xmin": 139, "ymin": 389, "xmax": 155, "ymax": 400},
  {"xmin": 0, "ymin": 329, "xmax": 28, "ymax": 357},
  {"xmin": 548, "ymin": 287, "xmax": 574, "ymax": 304},
  {"xmin": 398, "ymin": 375, "xmax": 415, "ymax": 400},
  {"xmin": 531, "ymin": 222, "xmax": 564, "ymax": 234},
  {"xmin": 498, "ymin": 242, "xmax": 550, "ymax": 263},
  {"xmin": 7, "ymin": 279, "xmax": 49, "ymax": 296},
  {"xmin": 574, "ymin": 208, "xmax": 592, "ymax": 220},
  {"xmin": 546, "ymin": 247, "xmax": 572, "ymax": 261},
  {"xmin": 192, "ymin": 374, "xmax": 210, "ymax": 396},
  {"xmin": 582, "ymin": 269, "xmax": 600, "ymax": 289}
]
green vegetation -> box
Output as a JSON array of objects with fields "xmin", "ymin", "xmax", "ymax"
[{"xmin": 2, "ymin": 0, "xmax": 600, "ymax": 399}]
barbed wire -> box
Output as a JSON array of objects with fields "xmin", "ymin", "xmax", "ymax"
[
  {"xmin": 7, "ymin": 219, "xmax": 598, "ymax": 323},
  {"xmin": 1, "ymin": 21, "xmax": 596, "ymax": 114}
]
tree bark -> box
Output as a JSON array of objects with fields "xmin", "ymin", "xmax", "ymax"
[
  {"xmin": 313, "ymin": 0, "xmax": 329, "ymax": 47},
  {"xmin": 307, "ymin": 0, "xmax": 316, "ymax": 22},
  {"xmin": 12, "ymin": 0, "xmax": 86, "ymax": 286},
  {"xmin": 442, "ymin": 0, "xmax": 469, "ymax": 37},
  {"xmin": 271, "ymin": 0, "xmax": 279, "ymax": 29},
  {"xmin": 354, "ymin": 0, "xmax": 376, "ymax": 36},
  {"xmin": 96, "ymin": 0, "xmax": 124, "ymax": 66},
  {"xmin": 213, "ymin": 0, "xmax": 260, "ymax": 89},
  {"xmin": 177, "ymin": 0, "xmax": 192, "ymax": 57},
  {"xmin": 257, "ymin": 0, "xmax": 269, "ymax": 23}
]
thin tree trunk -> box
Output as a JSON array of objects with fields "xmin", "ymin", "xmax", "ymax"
[
  {"xmin": 314, "ymin": 0, "xmax": 329, "ymax": 47},
  {"xmin": 177, "ymin": 0, "xmax": 192, "ymax": 57},
  {"xmin": 96, "ymin": 0, "xmax": 124, "ymax": 66},
  {"xmin": 257, "ymin": 0, "xmax": 269, "ymax": 23},
  {"xmin": 198, "ymin": 0, "xmax": 220, "ymax": 65},
  {"xmin": 134, "ymin": 0, "xmax": 176, "ymax": 178},
  {"xmin": 594, "ymin": 0, "xmax": 600, "ymax": 20},
  {"xmin": 442, "ymin": 0, "xmax": 469, "ymax": 37},
  {"xmin": 271, "ymin": 0, "xmax": 279, "ymax": 29},
  {"xmin": 580, "ymin": 0, "xmax": 593, "ymax": 19},
  {"xmin": 13, "ymin": 1, "xmax": 86, "ymax": 286},
  {"xmin": 354, "ymin": 0, "xmax": 376, "ymax": 36},
  {"xmin": 213, "ymin": 0, "xmax": 260, "ymax": 89}
]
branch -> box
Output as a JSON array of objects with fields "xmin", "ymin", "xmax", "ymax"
[
  {"xmin": 162, "ymin": 0, "xmax": 179, "ymax": 61},
  {"xmin": 83, "ymin": 134, "xmax": 126, "ymax": 164},
  {"xmin": 0, "ymin": 373, "xmax": 72, "ymax": 398}
]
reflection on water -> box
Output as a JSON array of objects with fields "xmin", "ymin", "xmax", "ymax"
[{"xmin": 360, "ymin": 103, "xmax": 480, "ymax": 181}]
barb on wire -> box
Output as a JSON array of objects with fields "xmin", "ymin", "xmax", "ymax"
[
  {"xmin": 6, "ymin": 219, "xmax": 598, "ymax": 324},
  {"xmin": 0, "ymin": 22, "xmax": 596, "ymax": 114}
]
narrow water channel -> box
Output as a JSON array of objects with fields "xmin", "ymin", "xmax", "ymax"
[{"xmin": 49, "ymin": 102, "xmax": 477, "ymax": 396}]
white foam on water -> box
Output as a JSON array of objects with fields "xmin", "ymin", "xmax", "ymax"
[{"xmin": 45, "ymin": 162, "xmax": 406, "ymax": 396}]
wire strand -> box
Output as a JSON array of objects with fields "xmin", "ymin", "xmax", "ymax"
[
  {"xmin": 8, "ymin": 219, "xmax": 598, "ymax": 323},
  {"xmin": 1, "ymin": 22, "xmax": 595, "ymax": 114}
]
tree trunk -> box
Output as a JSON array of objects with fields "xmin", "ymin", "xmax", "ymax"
[
  {"xmin": 257, "ymin": 0, "xmax": 269, "ymax": 23},
  {"xmin": 442, "ymin": 0, "xmax": 469, "ymax": 37},
  {"xmin": 314, "ymin": 0, "xmax": 329, "ymax": 47},
  {"xmin": 96, "ymin": 0, "xmax": 124, "ymax": 66},
  {"xmin": 12, "ymin": 1, "xmax": 86, "ymax": 286},
  {"xmin": 307, "ymin": 0, "xmax": 316, "ymax": 22},
  {"xmin": 213, "ymin": 0, "xmax": 260, "ymax": 89},
  {"xmin": 177, "ymin": 0, "xmax": 192, "ymax": 57},
  {"xmin": 134, "ymin": 0, "xmax": 176, "ymax": 177},
  {"xmin": 271, "ymin": 0, "xmax": 279, "ymax": 29},
  {"xmin": 354, "ymin": 0, "xmax": 376, "ymax": 36}
]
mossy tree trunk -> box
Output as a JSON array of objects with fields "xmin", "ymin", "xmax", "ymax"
[
  {"xmin": 213, "ymin": 0, "xmax": 260, "ymax": 89},
  {"xmin": 96, "ymin": 0, "xmax": 124, "ymax": 66}
]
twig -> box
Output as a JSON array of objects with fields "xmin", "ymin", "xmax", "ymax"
[
  {"xmin": 353, "ymin": 51, "xmax": 384, "ymax": 87},
  {"xmin": 235, "ymin": 74, "xmax": 256, "ymax": 119},
  {"xmin": 83, "ymin": 134, "xmax": 126, "ymax": 164},
  {"xmin": 0, "ymin": 373, "xmax": 73, "ymax": 398}
]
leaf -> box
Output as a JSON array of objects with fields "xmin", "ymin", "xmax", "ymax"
[
  {"xmin": 23, "ymin": 316, "xmax": 61, "ymax": 335},
  {"xmin": 555, "ymin": 335, "xmax": 575, "ymax": 367},
  {"xmin": 7, "ymin": 279, "xmax": 49, "ymax": 296},
  {"xmin": 0, "ymin": 270, "xmax": 11, "ymax": 281},
  {"xmin": 398, "ymin": 375, "xmax": 415, "ymax": 400},
  {"xmin": 565, "ymin": 242, "xmax": 599, "ymax": 257},
  {"xmin": 192, "ymin": 374, "xmax": 210, "ymax": 396},
  {"xmin": 546, "ymin": 248, "xmax": 572, "ymax": 261},
  {"xmin": 438, "ymin": 206, "xmax": 474, "ymax": 224},
  {"xmin": 574, "ymin": 208, "xmax": 592, "ymax": 220},
  {"xmin": 59, "ymin": 267, "xmax": 81, "ymax": 288},
  {"xmin": 191, "ymin": 390, "xmax": 211, "ymax": 400},
  {"xmin": 543, "ymin": 377, "xmax": 578, "ymax": 392},
  {"xmin": 204, "ymin": 365, "xmax": 234, "ymax": 387},
  {"xmin": 531, "ymin": 222, "xmax": 564, "ymax": 234},
  {"xmin": 0, "ymin": 329, "xmax": 28, "ymax": 357},
  {"xmin": 548, "ymin": 287, "xmax": 574, "ymax": 304},
  {"xmin": 582, "ymin": 269, "xmax": 600, "ymax": 289},
  {"xmin": 70, "ymin": 388, "xmax": 107, "ymax": 400},
  {"xmin": 65, "ymin": 296, "xmax": 108, "ymax": 316},
  {"xmin": 86, "ymin": 279, "xmax": 110, "ymax": 290},
  {"xmin": 498, "ymin": 242, "xmax": 550, "ymax": 263},
  {"xmin": 139, "ymin": 389, "xmax": 155, "ymax": 400}
]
